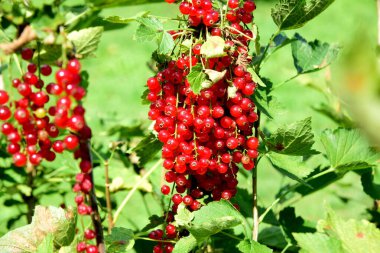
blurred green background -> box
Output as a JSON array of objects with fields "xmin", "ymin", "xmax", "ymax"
[{"xmin": 0, "ymin": 0, "xmax": 378, "ymax": 245}]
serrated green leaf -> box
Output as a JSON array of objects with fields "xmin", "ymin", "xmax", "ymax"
[
  {"xmin": 187, "ymin": 64, "xmax": 208, "ymax": 94},
  {"xmin": 67, "ymin": 26, "xmax": 103, "ymax": 58},
  {"xmin": 293, "ymin": 233, "xmax": 344, "ymax": 253},
  {"xmin": 316, "ymin": 208, "xmax": 380, "ymax": 253},
  {"xmin": 189, "ymin": 200, "xmax": 246, "ymax": 241},
  {"xmin": 271, "ymin": 0, "xmax": 335, "ymax": 30},
  {"xmin": 237, "ymin": 239, "xmax": 273, "ymax": 253},
  {"xmin": 320, "ymin": 128, "xmax": 379, "ymax": 172},
  {"xmin": 291, "ymin": 33, "xmax": 339, "ymax": 74},
  {"xmin": 104, "ymin": 12, "xmax": 149, "ymax": 24},
  {"xmin": 267, "ymin": 153, "xmax": 314, "ymax": 186},
  {"xmin": 266, "ymin": 117, "xmax": 318, "ymax": 156},
  {"xmin": 200, "ymin": 36, "xmax": 227, "ymax": 58},
  {"xmin": 157, "ymin": 31, "xmax": 175, "ymax": 55},
  {"xmin": 175, "ymin": 204, "xmax": 194, "ymax": 227},
  {"xmin": 132, "ymin": 133, "xmax": 162, "ymax": 166},
  {"xmin": 105, "ymin": 227, "xmax": 135, "ymax": 252},
  {"xmin": 135, "ymin": 17, "xmax": 163, "ymax": 42},
  {"xmin": 172, "ymin": 234, "xmax": 197, "ymax": 253}
]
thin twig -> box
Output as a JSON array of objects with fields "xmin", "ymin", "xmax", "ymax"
[
  {"xmin": 85, "ymin": 141, "xmax": 106, "ymax": 253},
  {"xmin": 252, "ymin": 110, "xmax": 261, "ymax": 241},
  {"xmin": 104, "ymin": 160, "xmax": 113, "ymax": 233}
]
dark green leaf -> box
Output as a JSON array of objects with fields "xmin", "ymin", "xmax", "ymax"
[
  {"xmin": 313, "ymin": 103, "xmax": 354, "ymax": 128},
  {"xmin": 251, "ymin": 78, "xmax": 274, "ymax": 118},
  {"xmin": 237, "ymin": 240, "xmax": 273, "ymax": 253},
  {"xmin": 361, "ymin": 167, "xmax": 380, "ymax": 199},
  {"xmin": 132, "ymin": 133, "xmax": 162, "ymax": 166},
  {"xmin": 272, "ymin": 0, "xmax": 335, "ymax": 30},
  {"xmin": 172, "ymin": 234, "xmax": 197, "ymax": 253},
  {"xmin": 108, "ymin": 124, "xmax": 145, "ymax": 139},
  {"xmin": 279, "ymin": 207, "xmax": 316, "ymax": 243},
  {"xmin": 32, "ymin": 44, "xmax": 62, "ymax": 65},
  {"xmin": 258, "ymin": 226, "xmax": 288, "ymax": 249},
  {"xmin": 291, "ymin": 33, "xmax": 339, "ymax": 74},
  {"xmin": 105, "ymin": 227, "xmax": 135, "ymax": 252},
  {"xmin": 266, "ymin": 117, "xmax": 319, "ymax": 156},
  {"xmin": 186, "ymin": 64, "xmax": 208, "ymax": 95},
  {"xmin": 141, "ymin": 215, "xmax": 165, "ymax": 232},
  {"xmin": 67, "ymin": 26, "xmax": 104, "ymax": 58},
  {"xmin": 320, "ymin": 128, "xmax": 379, "ymax": 172}
]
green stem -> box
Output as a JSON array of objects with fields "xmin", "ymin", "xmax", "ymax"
[
  {"xmin": 255, "ymin": 30, "xmax": 281, "ymax": 72},
  {"xmin": 113, "ymin": 159, "xmax": 162, "ymax": 225}
]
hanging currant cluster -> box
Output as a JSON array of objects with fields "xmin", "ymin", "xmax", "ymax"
[
  {"xmin": 146, "ymin": 0, "xmax": 258, "ymax": 252},
  {"xmin": 0, "ymin": 48, "xmax": 99, "ymax": 253}
]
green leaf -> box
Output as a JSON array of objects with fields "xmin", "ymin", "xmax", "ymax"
[
  {"xmin": 291, "ymin": 33, "xmax": 339, "ymax": 74},
  {"xmin": 267, "ymin": 153, "xmax": 314, "ymax": 186},
  {"xmin": 237, "ymin": 240, "xmax": 273, "ymax": 253},
  {"xmin": 320, "ymin": 128, "xmax": 379, "ymax": 172},
  {"xmin": 187, "ymin": 64, "xmax": 208, "ymax": 94},
  {"xmin": 313, "ymin": 103, "xmax": 354, "ymax": 128},
  {"xmin": 32, "ymin": 44, "xmax": 62, "ymax": 65},
  {"xmin": 0, "ymin": 206, "xmax": 76, "ymax": 252},
  {"xmin": 67, "ymin": 26, "xmax": 104, "ymax": 58},
  {"xmin": 200, "ymin": 36, "xmax": 227, "ymax": 58},
  {"xmin": 258, "ymin": 226, "xmax": 288, "ymax": 249},
  {"xmin": 105, "ymin": 227, "xmax": 135, "ymax": 252},
  {"xmin": 189, "ymin": 200, "xmax": 246, "ymax": 241},
  {"xmin": 141, "ymin": 215, "xmax": 165, "ymax": 232},
  {"xmin": 316, "ymin": 208, "xmax": 380, "ymax": 253},
  {"xmin": 104, "ymin": 12, "xmax": 149, "ymax": 24},
  {"xmin": 253, "ymin": 32, "xmax": 295, "ymax": 65},
  {"xmin": 157, "ymin": 31, "xmax": 175, "ymax": 55},
  {"xmin": 293, "ymin": 233, "xmax": 344, "ymax": 253},
  {"xmin": 247, "ymin": 68, "xmax": 266, "ymax": 87},
  {"xmin": 279, "ymin": 207, "xmax": 316, "ymax": 243},
  {"xmin": 361, "ymin": 167, "xmax": 380, "ymax": 199},
  {"xmin": 135, "ymin": 17, "xmax": 163, "ymax": 42},
  {"xmin": 132, "ymin": 133, "xmax": 162, "ymax": 166},
  {"xmin": 36, "ymin": 234, "xmax": 54, "ymax": 253},
  {"xmin": 175, "ymin": 204, "xmax": 195, "ymax": 227},
  {"xmin": 172, "ymin": 234, "xmax": 197, "ymax": 253},
  {"xmin": 271, "ymin": 0, "xmax": 335, "ymax": 30},
  {"xmin": 266, "ymin": 117, "xmax": 318, "ymax": 156}
]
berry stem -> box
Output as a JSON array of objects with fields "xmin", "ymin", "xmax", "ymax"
[
  {"xmin": 113, "ymin": 159, "xmax": 162, "ymax": 225},
  {"xmin": 85, "ymin": 141, "xmax": 106, "ymax": 252},
  {"xmin": 252, "ymin": 110, "xmax": 261, "ymax": 241}
]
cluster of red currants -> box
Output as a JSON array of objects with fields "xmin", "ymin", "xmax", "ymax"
[
  {"xmin": 0, "ymin": 48, "xmax": 98, "ymax": 253},
  {"xmin": 146, "ymin": 0, "xmax": 258, "ymax": 252}
]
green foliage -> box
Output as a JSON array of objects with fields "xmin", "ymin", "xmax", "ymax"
[
  {"xmin": 320, "ymin": 128, "xmax": 379, "ymax": 172},
  {"xmin": 272, "ymin": 0, "xmax": 335, "ymax": 30},
  {"xmin": 295, "ymin": 208, "xmax": 380, "ymax": 253},
  {"xmin": 135, "ymin": 17, "xmax": 174, "ymax": 55},
  {"xmin": 105, "ymin": 227, "xmax": 135, "ymax": 252},
  {"xmin": 67, "ymin": 26, "xmax": 104, "ymax": 58},
  {"xmin": 291, "ymin": 34, "xmax": 339, "ymax": 74},
  {"xmin": 87, "ymin": 0, "xmax": 162, "ymax": 8},
  {"xmin": 237, "ymin": 240, "xmax": 273, "ymax": 253},
  {"xmin": 0, "ymin": 206, "xmax": 76, "ymax": 252},
  {"xmin": 186, "ymin": 64, "xmax": 208, "ymax": 94},
  {"xmin": 172, "ymin": 234, "xmax": 197, "ymax": 253},
  {"xmin": 132, "ymin": 133, "xmax": 162, "ymax": 166},
  {"xmin": 266, "ymin": 117, "xmax": 318, "ymax": 156}
]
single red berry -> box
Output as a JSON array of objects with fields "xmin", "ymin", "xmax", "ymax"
[
  {"xmin": 0, "ymin": 90, "xmax": 9, "ymax": 105},
  {"xmin": 21, "ymin": 48, "xmax": 34, "ymax": 60},
  {"xmin": 246, "ymin": 137, "xmax": 259, "ymax": 149},
  {"xmin": 85, "ymin": 245, "xmax": 98, "ymax": 253},
  {"xmin": 64, "ymin": 134, "xmax": 79, "ymax": 150},
  {"xmin": 161, "ymin": 185, "xmax": 171, "ymax": 195},
  {"xmin": 84, "ymin": 229, "xmax": 96, "ymax": 240},
  {"xmin": 13, "ymin": 152, "xmax": 27, "ymax": 167},
  {"xmin": 77, "ymin": 242, "xmax": 87, "ymax": 252}
]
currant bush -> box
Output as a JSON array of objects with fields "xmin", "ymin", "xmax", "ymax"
[{"xmin": 146, "ymin": 0, "xmax": 258, "ymax": 250}]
